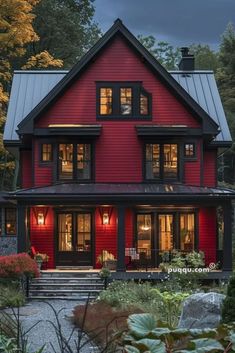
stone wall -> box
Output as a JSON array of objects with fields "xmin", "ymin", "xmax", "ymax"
[{"xmin": 0, "ymin": 237, "xmax": 17, "ymax": 255}]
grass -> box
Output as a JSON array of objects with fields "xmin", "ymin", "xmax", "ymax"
[{"xmin": 0, "ymin": 279, "xmax": 25, "ymax": 308}]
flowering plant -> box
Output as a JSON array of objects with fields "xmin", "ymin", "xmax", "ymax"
[
  {"xmin": 0, "ymin": 253, "xmax": 39, "ymax": 278},
  {"xmin": 34, "ymin": 252, "xmax": 49, "ymax": 262}
]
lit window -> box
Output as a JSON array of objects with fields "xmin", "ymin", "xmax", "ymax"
[
  {"xmin": 41, "ymin": 144, "xmax": 52, "ymax": 162},
  {"xmin": 145, "ymin": 143, "xmax": 178, "ymax": 180},
  {"xmin": 184, "ymin": 143, "xmax": 195, "ymax": 157},
  {"xmin": 5, "ymin": 208, "xmax": 17, "ymax": 235},
  {"xmin": 180, "ymin": 213, "xmax": 195, "ymax": 251},
  {"xmin": 59, "ymin": 144, "xmax": 73, "ymax": 179},
  {"xmin": 120, "ymin": 88, "xmax": 132, "ymax": 115},
  {"xmin": 140, "ymin": 92, "xmax": 149, "ymax": 115},
  {"xmin": 100, "ymin": 88, "xmax": 112, "ymax": 115}
]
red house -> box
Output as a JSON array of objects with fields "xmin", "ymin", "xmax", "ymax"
[{"xmin": 3, "ymin": 19, "xmax": 234, "ymax": 275}]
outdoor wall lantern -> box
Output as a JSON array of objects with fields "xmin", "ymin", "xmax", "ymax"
[
  {"xmin": 33, "ymin": 207, "xmax": 49, "ymax": 225},
  {"xmin": 99, "ymin": 207, "xmax": 113, "ymax": 225}
]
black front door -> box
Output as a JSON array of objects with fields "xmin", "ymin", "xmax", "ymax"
[{"xmin": 56, "ymin": 212, "xmax": 93, "ymax": 266}]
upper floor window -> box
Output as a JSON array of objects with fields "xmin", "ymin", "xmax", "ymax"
[
  {"xmin": 58, "ymin": 143, "xmax": 91, "ymax": 181},
  {"xmin": 184, "ymin": 143, "xmax": 196, "ymax": 158},
  {"xmin": 41, "ymin": 143, "xmax": 53, "ymax": 162},
  {"xmin": 145, "ymin": 143, "xmax": 178, "ymax": 181},
  {"xmin": 97, "ymin": 82, "xmax": 151, "ymax": 119}
]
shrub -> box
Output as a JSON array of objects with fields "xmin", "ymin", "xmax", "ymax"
[
  {"xmin": 0, "ymin": 253, "xmax": 39, "ymax": 279},
  {"xmin": 0, "ymin": 283, "xmax": 25, "ymax": 308},
  {"xmin": 222, "ymin": 274, "xmax": 235, "ymax": 323}
]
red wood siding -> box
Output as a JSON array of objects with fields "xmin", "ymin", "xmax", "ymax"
[
  {"xmin": 199, "ymin": 207, "xmax": 216, "ymax": 265},
  {"xmin": 20, "ymin": 150, "xmax": 32, "ymax": 188},
  {"xmin": 34, "ymin": 35, "xmax": 201, "ymax": 184},
  {"xmin": 30, "ymin": 207, "xmax": 54, "ymax": 268},
  {"xmin": 203, "ymin": 150, "xmax": 217, "ymax": 187},
  {"xmin": 184, "ymin": 140, "xmax": 201, "ymax": 186},
  {"xmin": 34, "ymin": 140, "xmax": 53, "ymax": 186},
  {"xmin": 95, "ymin": 208, "xmax": 117, "ymax": 268}
]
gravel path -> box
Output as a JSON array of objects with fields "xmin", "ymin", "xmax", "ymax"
[{"xmin": 17, "ymin": 300, "xmax": 99, "ymax": 353}]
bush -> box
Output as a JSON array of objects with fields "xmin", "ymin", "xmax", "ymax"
[
  {"xmin": 0, "ymin": 253, "xmax": 39, "ymax": 279},
  {"xmin": 0, "ymin": 283, "xmax": 25, "ymax": 308},
  {"xmin": 222, "ymin": 274, "xmax": 235, "ymax": 323}
]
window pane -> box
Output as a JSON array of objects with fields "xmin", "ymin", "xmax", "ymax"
[
  {"xmin": 59, "ymin": 144, "xmax": 73, "ymax": 179},
  {"xmin": 77, "ymin": 144, "xmax": 91, "ymax": 179},
  {"xmin": 120, "ymin": 88, "xmax": 132, "ymax": 115},
  {"xmin": 180, "ymin": 213, "xmax": 195, "ymax": 251},
  {"xmin": 77, "ymin": 214, "xmax": 91, "ymax": 252},
  {"xmin": 42, "ymin": 144, "xmax": 52, "ymax": 162},
  {"xmin": 5, "ymin": 208, "xmax": 16, "ymax": 235},
  {"xmin": 163, "ymin": 144, "xmax": 178, "ymax": 178},
  {"xmin": 137, "ymin": 214, "xmax": 151, "ymax": 259},
  {"xmin": 0, "ymin": 209, "xmax": 2, "ymax": 235},
  {"xmin": 159, "ymin": 214, "xmax": 173, "ymax": 251},
  {"xmin": 100, "ymin": 88, "xmax": 112, "ymax": 115},
  {"xmin": 58, "ymin": 214, "xmax": 72, "ymax": 251},
  {"xmin": 140, "ymin": 93, "xmax": 148, "ymax": 115},
  {"xmin": 184, "ymin": 143, "xmax": 195, "ymax": 157},
  {"xmin": 146, "ymin": 144, "xmax": 160, "ymax": 179}
]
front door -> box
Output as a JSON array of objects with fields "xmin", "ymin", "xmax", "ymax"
[{"xmin": 56, "ymin": 212, "xmax": 92, "ymax": 266}]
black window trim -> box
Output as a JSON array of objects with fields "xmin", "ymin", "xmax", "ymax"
[
  {"xmin": 96, "ymin": 81, "xmax": 152, "ymax": 120},
  {"xmin": 56, "ymin": 141, "xmax": 94, "ymax": 183},
  {"xmin": 144, "ymin": 142, "xmax": 180, "ymax": 182},
  {"xmin": 184, "ymin": 141, "xmax": 197, "ymax": 160},
  {"xmin": 4, "ymin": 207, "xmax": 17, "ymax": 236}
]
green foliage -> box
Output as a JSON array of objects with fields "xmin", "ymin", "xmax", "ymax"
[
  {"xmin": 99, "ymin": 266, "xmax": 111, "ymax": 279},
  {"xmin": 0, "ymin": 280, "xmax": 25, "ymax": 308},
  {"xmin": 0, "ymin": 334, "xmax": 18, "ymax": 353},
  {"xmin": 138, "ymin": 34, "xmax": 181, "ymax": 69},
  {"xmin": 222, "ymin": 275, "xmax": 235, "ymax": 323},
  {"xmin": 190, "ymin": 44, "xmax": 219, "ymax": 71},
  {"xmin": 123, "ymin": 313, "xmax": 235, "ymax": 353}
]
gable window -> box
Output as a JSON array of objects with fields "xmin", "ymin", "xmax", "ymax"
[
  {"xmin": 145, "ymin": 143, "xmax": 178, "ymax": 181},
  {"xmin": 5, "ymin": 208, "xmax": 17, "ymax": 235},
  {"xmin": 97, "ymin": 82, "xmax": 151, "ymax": 119},
  {"xmin": 100, "ymin": 88, "xmax": 112, "ymax": 115},
  {"xmin": 58, "ymin": 143, "xmax": 91, "ymax": 181},
  {"xmin": 184, "ymin": 143, "xmax": 195, "ymax": 158},
  {"xmin": 41, "ymin": 143, "xmax": 53, "ymax": 162}
]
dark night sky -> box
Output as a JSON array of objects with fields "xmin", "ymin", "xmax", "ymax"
[{"xmin": 93, "ymin": 0, "xmax": 235, "ymax": 50}]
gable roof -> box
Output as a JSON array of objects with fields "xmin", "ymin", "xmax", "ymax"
[
  {"xmin": 4, "ymin": 69, "xmax": 231, "ymax": 145},
  {"xmin": 14, "ymin": 19, "xmax": 219, "ymax": 138}
]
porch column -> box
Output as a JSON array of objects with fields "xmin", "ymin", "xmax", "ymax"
[
  {"xmin": 117, "ymin": 205, "xmax": 126, "ymax": 272},
  {"xmin": 17, "ymin": 205, "xmax": 27, "ymax": 253},
  {"xmin": 223, "ymin": 201, "xmax": 233, "ymax": 271}
]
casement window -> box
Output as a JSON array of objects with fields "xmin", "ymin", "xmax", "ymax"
[
  {"xmin": 41, "ymin": 143, "xmax": 53, "ymax": 162},
  {"xmin": 58, "ymin": 143, "xmax": 91, "ymax": 181},
  {"xmin": 145, "ymin": 143, "xmax": 178, "ymax": 181},
  {"xmin": 184, "ymin": 143, "xmax": 196, "ymax": 158},
  {"xmin": 97, "ymin": 82, "xmax": 151, "ymax": 118},
  {"xmin": 5, "ymin": 208, "xmax": 17, "ymax": 235}
]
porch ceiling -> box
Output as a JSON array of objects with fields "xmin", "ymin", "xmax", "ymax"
[{"xmin": 7, "ymin": 183, "xmax": 235, "ymax": 203}]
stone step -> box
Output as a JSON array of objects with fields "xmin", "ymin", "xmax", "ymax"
[
  {"xmin": 29, "ymin": 290, "xmax": 100, "ymax": 298},
  {"xmin": 32, "ymin": 277, "xmax": 103, "ymax": 283},
  {"xmin": 40, "ymin": 271, "xmax": 100, "ymax": 278},
  {"xmin": 30, "ymin": 284, "xmax": 104, "ymax": 290},
  {"xmin": 28, "ymin": 296, "xmax": 97, "ymax": 301}
]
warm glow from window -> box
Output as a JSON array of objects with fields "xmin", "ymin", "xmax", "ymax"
[
  {"xmin": 120, "ymin": 88, "xmax": 132, "ymax": 115},
  {"xmin": 100, "ymin": 88, "xmax": 112, "ymax": 115}
]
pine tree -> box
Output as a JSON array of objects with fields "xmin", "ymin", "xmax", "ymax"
[{"xmin": 222, "ymin": 275, "xmax": 235, "ymax": 323}]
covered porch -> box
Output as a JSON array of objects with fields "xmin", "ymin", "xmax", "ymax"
[{"xmin": 11, "ymin": 183, "xmax": 234, "ymax": 274}]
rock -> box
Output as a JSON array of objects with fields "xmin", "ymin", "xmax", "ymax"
[{"xmin": 178, "ymin": 292, "xmax": 225, "ymax": 329}]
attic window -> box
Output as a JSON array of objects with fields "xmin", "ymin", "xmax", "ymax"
[{"xmin": 97, "ymin": 82, "xmax": 151, "ymax": 119}]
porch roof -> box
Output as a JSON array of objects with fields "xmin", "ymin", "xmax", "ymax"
[{"xmin": 8, "ymin": 183, "xmax": 235, "ymax": 203}]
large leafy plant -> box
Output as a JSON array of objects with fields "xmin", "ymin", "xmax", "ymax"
[{"xmin": 123, "ymin": 313, "xmax": 235, "ymax": 353}]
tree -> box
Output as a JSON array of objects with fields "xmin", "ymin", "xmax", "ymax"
[
  {"xmin": 21, "ymin": 0, "xmax": 101, "ymax": 69},
  {"xmin": 0, "ymin": 0, "xmax": 63, "ymax": 190},
  {"xmin": 138, "ymin": 35, "xmax": 180, "ymax": 70},
  {"xmin": 189, "ymin": 44, "xmax": 219, "ymax": 71}
]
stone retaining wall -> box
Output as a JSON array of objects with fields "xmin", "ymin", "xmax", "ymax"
[{"xmin": 0, "ymin": 237, "xmax": 17, "ymax": 255}]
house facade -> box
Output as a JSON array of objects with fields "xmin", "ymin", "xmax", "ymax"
[{"xmin": 3, "ymin": 19, "xmax": 234, "ymax": 273}]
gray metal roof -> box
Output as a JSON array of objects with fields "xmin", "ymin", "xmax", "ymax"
[
  {"xmin": 170, "ymin": 70, "xmax": 232, "ymax": 143},
  {"xmin": 4, "ymin": 69, "xmax": 231, "ymax": 144}
]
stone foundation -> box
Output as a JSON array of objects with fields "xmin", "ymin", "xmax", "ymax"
[{"xmin": 0, "ymin": 237, "xmax": 17, "ymax": 255}]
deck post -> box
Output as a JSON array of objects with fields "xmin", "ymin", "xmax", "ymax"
[
  {"xmin": 222, "ymin": 201, "xmax": 233, "ymax": 271},
  {"xmin": 17, "ymin": 204, "xmax": 27, "ymax": 253},
  {"xmin": 117, "ymin": 205, "xmax": 126, "ymax": 272}
]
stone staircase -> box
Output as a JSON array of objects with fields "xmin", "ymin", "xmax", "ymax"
[{"xmin": 28, "ymin": 271, "xmax": 105, "ymax": 301}]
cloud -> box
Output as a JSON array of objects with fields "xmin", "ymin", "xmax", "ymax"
[{"xmin": 94, "ymin": 0, "xmax": 235, "ymax": 48}]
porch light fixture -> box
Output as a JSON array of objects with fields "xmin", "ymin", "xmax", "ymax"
[
  {"xmin": 99, "ymin": 207, "xmax": 113, "ymax": 225},
  {"xmin": 141, "ymin": 215, "xmax": 151, "ymax": 231},
  {"xmin": 33, "ymin": 207, "xmax": 49, "ymax": 225}
]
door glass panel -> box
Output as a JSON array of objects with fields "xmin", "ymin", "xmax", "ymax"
[
  {"xmin": 137, "ymin": 214, "xmax": 151, "ymax": 258},
  {"xmin": 77, "ymin": 214, "xmax": 91, "ymax": 252},
  {"xmin": 180, "ymin": 213, "xmax": 195, "ymax": 251},
  {"xmin": 159, "ymin": 214, "xmax": 173, "ymax": 251},
  {"xmin": 59, "ymin": 144, "xmax": 73, "ymax": 179},
  {"xmin": 163, "ymin": 144, "xmax": 178, "ymax": 178},
  {"xmin": 77, "ymin": 144, "xmax": 91, "ymax": 179},
  {"xmin": 58, "ymin": 214, "xmax": 72, "ymax": 251}
]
